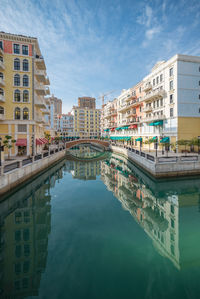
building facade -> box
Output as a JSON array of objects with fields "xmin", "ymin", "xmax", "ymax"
[
  {"xmin": 56, "ymin": 112, "xmax": 74, "ymax": 137},
  {"xmin": 72, "ymin": 97, "xmax": 101, "ymax": 138},
  {"xmin": 102, "ymin": 54, "xmax": 200, "ymax": 152},
  {"xmin": 78, "ymin": 97, "xmax": 96, "ymax": 109},
  {"xmin": 0, "ymin": 32, "xmax": 50, "ymax": 157}
]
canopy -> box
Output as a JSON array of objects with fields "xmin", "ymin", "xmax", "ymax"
[
  {"xmin": 36, "ymin": 138, "xmax": 43, "ymax": 146},
  {"xmin": 151, "ymin": 136, "xmax": 158, "ymax": 141},
  {"xmin": 160, "ymin": 137, "xmax": 170, "ymax": 143},
  {"xmin": 149, "ymin": 120, "xmax": 163, "ymax": 126},
  {"xmin": 136, "ymin": 137, "xmax": 142, "ymax": 141},
  {"xmin": 41, "ymin": 138, "xmax": 48, "ymax": 144},
  {"xmin": 16, "ymin": 139, "xmax": 27, "ymax": 146},
  {"xmin": 129, "ymin": 124, "xmax": 137, "ymax": 129},
  {"xmin": 116, "ymin": 127, "xmax": 122, "ymax": 130},
  {"xmin": 122, "ymin": 126, "xmax": 129, "ymax": 130},
  {"xmin": 104, "ymin": 129, "xmax": 110, "ymax": 132}
]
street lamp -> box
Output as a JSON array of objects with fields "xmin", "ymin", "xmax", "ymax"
[{"xmin": 155, "ymin": 136, "xmax": 158, "ymax": 157}]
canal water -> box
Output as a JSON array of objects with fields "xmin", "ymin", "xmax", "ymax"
[{"xmin": 1, "ymin": 144, "xmax": 200, "ymax": 299}]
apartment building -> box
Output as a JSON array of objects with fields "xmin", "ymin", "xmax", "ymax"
[
  {"xmin": 103, "ymin": 54, "xmax": 200, "ymax": 151},
  {"xmin": 101, "ymin": 98, "xmax": 118, "ymax": 137},
  {"xmin": 78, "ymin": 96, "xmax": 96, "ymax": 109},
  {"xmin": 56, "ymin": 112, "xmax": 74, "ymax": 136},
  {"xmin": 72, "ymin": 97, "xmax": 101, "ymax": 138},
  {"xmin": 46, "ymin": 95, "xmax": 62, "ymax": 132},
  {"xmin": 0, "ymin": 32, "xmax": 50, "ymax": 157}
]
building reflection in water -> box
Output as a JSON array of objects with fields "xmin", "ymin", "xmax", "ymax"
[
  {"xmin": 0, "ymin": 160, "xmax": 66, "ymax": 299},
  {"xmin": 101, "ymin": 153, "xmax": 200, "ymax": 270},
  {"xmin": 66, "ymin": 159, "xmax": 101, "ymax": 180}
]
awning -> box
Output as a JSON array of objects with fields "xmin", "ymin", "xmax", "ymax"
[
  {"xmin": 104, "ymin": 129, "xmax": 110, "ymax": 132},
  {"xmin": 111, "ymin": 128, "xmax": 115, "ymax": 131},
  {"xmin": 16, "ymin": 139, "xmax": 27, "ymax": 146},
  {"xmin": 116, "ymin": 127, "xmax": 122, "ymax": 130},
  {"xmin": 36, "ymin": 138, "xmax": 43, "ymax": 145},
  {"xmin": 41, "ymin": 138, "xmax": 48, "ymax": 144},
  {"xmin": 151, "ymin": 136, "xmax": 158, "ymax": 141},
  {"xmin": 129, "ymin": 124, "xmax": 137, "ymax": 129},
  {"xmin": 149, "ymin": 120, "xmax": 163, "ymax": 126},
  {"xmin": 122, "ymin": 126, "xmax": 129, "ymax": 130},
  {"xmin": 136, "ymin": 137, "xmax": 142, "ymax": 141},
  {"xmin": 160, "ymin": 137, "xmax": 170, "ymax": 143}
]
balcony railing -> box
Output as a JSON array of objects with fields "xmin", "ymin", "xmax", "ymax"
[
  {"xmin": 143, "ymin": 83, "xmax": 152, "ymax": 92},
  {"xmin": 143, "ymin": 114, "xmax": 166, "ymax": 122},
  {"xmin": 35, "ymin": 113, "xmax": 45, "ymax": 123},
  {"xmin": 35, "ymin": 81, "xmax": 46, "ymax": 95},
  {"xmin": 0, "ymin": 60, "xmax": 5, "ymax": 70},
  {"xmin": 45, "ymin": 87, "xmax": 50, "ymax": 95},
  {"xmin": 0, "ymin": 94, "xmax": 5, "ymax": 102},
  {"xmin": 0, "ymin": 77, "xmax": 5, "ymax": 87},
  {"xmin": 143, "ymin": 106, "xmax": 153, "ymax": 112},
  {"xmin": 143, "ymin": 89, "xmax": 165, "ymax": 102},
  {"xmin": 118, "ymin": 98, "xmax": 140, "ymax": 112},
  {"xmin": 35, "ymin": 69, "xmax": 46, "ymax": 82},
  {"xmin": 35, "ymin": 96, "xmax": 46, "ymax": 108},
  {"xmin": 35, "ymin": 55, "xmax": 46, "ymax": 70}
]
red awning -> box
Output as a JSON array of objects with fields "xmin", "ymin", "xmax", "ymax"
[
  {"xmin": 111, "ymin": 128, "xmax": 116, "ymax": 131},
  {"xmin": 36, "ymin": 138, "xmax": 43, "ymax": 145},
  {"xmin": 41, "ymin": 138, "xmax": 48, "ymax": 144},
  {"xmin": 129, "ymin": 124, "xmax": 138, "ymax": 129},
  {"xmin": 16, "ymin": 139, "xmax": 27, "ymax": 146}
]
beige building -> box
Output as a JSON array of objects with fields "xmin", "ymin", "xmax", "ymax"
[
  {"xmin": 0, "ymin": 31, "xmax": 50, "ymax": 157},
  {"xmin": 72, "ymin": 97, "xmax": 101, "ymax": 138},
  {"xmin": 78, "ymin": 97, "xmax": 96, "ymax": 109}
]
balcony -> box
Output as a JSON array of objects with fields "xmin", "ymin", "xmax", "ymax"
[
  {"xmin": 41, "ymin": 108, "xmax": 50, "ymax": 115},
  {"xmin": 35, "ymin": 113, "xmax": 45, "ymax": 123},
  {"xmin": 35, "ymin": 96, "xmax": 46, "ymax": 108},
  {"xmin": 35, "ymin": 69, "xmax": 46, "ymax": 82},
  {"xmin": 143, "ymin": 83, "xmax": 152, "ymax": 92},
  {"xmin": 0, "ymin": 60, "xmax": 5, "ymax": 70},
  {"xmin": 35, "ymin": 81, "xmax": 46, "ymax": 95},
  {"xmin": 0, "ymin": 113, "xmax": 5, "ymax": 120},
  {"xmin": 143, "ymin": 114, "xmax": 166, "ymax": 123},
  {"xmin": 143, "ymin": 105, "xmax": 153, "ymax": 113},
  {"xmin": 0, "ymin": 77, "xmax": 5, "ymax": 87},
  {"xmin": 35, "ymin": 56, "xmax": 46, "ymax": 70},
  {"xmin": 45, "ymin": 87, "xmax": 50, "ymax": 95},
  {"xmin": 118, "ymin": 98, "xmax": 140, "ymax": 112},
  {"xmin": 143, "ymin": 89, "xmax": 165, "ymax": 102},
  {"xmin": 45, "ymin": 76, "xmax": 50, "ymax": 85},
  {"xmin": 126, "ymin": 110, "xmax": 137, "ymax": 118},
  {"xmin": 0, "ymin": 94, "xmax": 5, "ymax": 102}
]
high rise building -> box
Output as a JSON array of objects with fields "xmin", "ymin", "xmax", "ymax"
[
  {"xmin": 0, "ymin": 32, "xmax": 50, "ymax": 157},
  {"xmin": 78, "ymin": 97, "xmax": 96, "ymax": 109},
  {"xmin": 72, "ymin": 97, "xmax": 101, "ymax": 138}
]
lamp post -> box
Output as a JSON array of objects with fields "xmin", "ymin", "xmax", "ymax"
[{"xmin": 155, "ymin": 136, "xmax": 158, "ymax": 157}]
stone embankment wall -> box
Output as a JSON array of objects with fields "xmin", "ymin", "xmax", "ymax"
[
  {"xmin": 0, "ymin": 149, "xmax": 66, "ymax": 197},
  {"xmin": 111, "ymin": 145, "xmax": 200, "ymax": 178}
]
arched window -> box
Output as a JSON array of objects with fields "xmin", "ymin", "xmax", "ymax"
[
  {"xmin": 0, "ymin": 106, "xmax": 4, "ymax": 115},
  {"xmin": 0, "ymin": 56, "xmax": 3, "ymax": 62},
  {"xmin": 14, "ymin": 58, "xmax": 20, "ymax": 70},
  {"xmin": 14, "ymin": 89, "xmax": 21, "ymax": 102},
  {"xmin": 23, "ymin": 90, "xmax": 29, "ymax": 102},
  {"xmin": 0, "ymin": 88, "xmax": 4, "ymax": 95},
  {"xmin": 14, "ymin": 107, "xmax": 21, "ymax": 120},
  {"xmin": 23, "ymin": 75, "xmax": 28, "ymax": 87},
  {"xmin": 23, "ymin": 59, "xmax": 29, "ymax": 71},
  {"xmin": 0, "ymin": 72, "xmax": 3, "ymax": 79},
  {"xmin": 14, "ymin": 74, "xmax": 20, "ymax": 86},
  {"xmin": 23, "ymin": 107, "xmax": 29, "ymax": 120}
]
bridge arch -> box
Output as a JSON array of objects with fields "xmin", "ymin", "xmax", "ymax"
[{"xmin": 65, "ymin": 139, "xmax": 110, "ymax": 150}]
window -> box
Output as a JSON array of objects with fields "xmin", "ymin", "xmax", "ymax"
[
  {"xmin": 157, "ymin": 100, "xmax": 159, "ymax": 107},
  {"xmin": 14, "ymin": 43, "xmax": 20, "ymax": 54},
  {"xmin": 24, "ymin": 244, "xmax": 30, "ymax": 257},
  {"xmin": 171, "ymin": 218, "xmax": 175, "ymax": 228},
  {"xmin": 15, "ymin": 230, "xmax": 21, "ymax": 242},
  {"xmin": 15, "ymin": 263, "xmax": 21, "ymax": 275},
  {"xmin": 160, "ymin": 74, "xmax": 163, "ymax": 82},
  {"xmin": 0, "ymin": 41, "xmax": 3, "ymax": 50},
  {"xmin": 0, "ymin": 56, "xmax": 3, "ymax": 62},
  {"xmin": 14, "ymin": 107, "xmax": 21, "ymax": 120},
  {"xmin": 15, "ymin": 245, "xmax": 21, "ymax": 258},
  {"xmin": 199, "ymin": 95, "xmax": 200, "ymax": 100},
  {"xmin": 24, "ymin": 211, "xmax": 30, "ymax": 223},
  {"xmin": 22, "ymin": 45, "xmax": 28, "ymax": 55},
  {"xmin": 23, "ymin": 75, "xmax": 29, "ymax": 87},
  {"xmin": 170, "ymin": 205, "xmax": 175, "ymax": 214},
  {"xmin": 23, "ymin": 229, "xmax": 29, "ymax": 241},
  {"xmin": 23, "ymin": 59, "xmax": 29, "ymax": 71},
  {"xmin": 0, "ymin": 72, "xmax": 3, "ymax": 79},
  {"xmin": 199, "ymin": 81, "xmax": 200, "ymax": 86},
  {"xmin": 14, "ymin": 89, "xmax": 21, "ymax": 102},
  {"xmin": 23, "ymin": 261, "xmax": 30, "ymax": 273},
  {"xmin": 14, "ymin": 58, "xmax": 20, "ymax": 70},
  {"xmin": 23, "ymin": 90, "xmax": 29, "ymax": 102},
  {"xmin": 170, "ymin": 94, "xmax": 173, "ymax": 103},
  {"xmin": 14, "ymin": 74, "xmax": 20, "ymax": 86},
  {"xmin": 0, "ymin": 88, "xmax": 4, "ymax": 95},
  {"xmin": 0, "ymin": 106, "xmax": 4, "ymax": 115},
  {"xmin": 156, "ymin": 76, "xmax": 159, "ymax": 84},
  {"xmin": 15, "ymin": 211, "xmax": 22, "ymax": 223},
  {"xmin": 170, "ymin": 80, "xmax": 173, "ymax": 90},
  {"xmin": 23, "ymin": 108, "xmax": 29, "ymax": 120},
  {"xmin": 170, "ymin": 108, "xmax": 174, "ymax": 117},
  {"xmin": 169, "ymin": 67, "xmax": 173, "ymax": 77},
  {"xmin": 160, "ymin": 98, "xmax": 163, "ymax": 106},
  {"xmin": 153, "ymin": 79, "xmax": 155, "ymax": 86}
]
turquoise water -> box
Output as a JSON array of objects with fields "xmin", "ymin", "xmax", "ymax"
[{"xmin": 1, "ymin": 146, "xmax": 200, "ymax": 299}]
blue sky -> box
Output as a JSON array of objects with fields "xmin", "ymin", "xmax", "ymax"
[{"xmin": 0, "ymin": 0, "xmax": 200, "ymax": 112}]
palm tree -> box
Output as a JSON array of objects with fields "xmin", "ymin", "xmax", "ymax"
[
  {"xmin": 177, "ymin": 139, "xmax": 190, "ymax": 156},
  {"xmin": 144, "ymin": 138, "xmax": 153, "ymax": 152}
]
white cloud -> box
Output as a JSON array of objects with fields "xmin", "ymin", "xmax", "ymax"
[{"xmin": 145, "ymin": 26, "xmax": 161, "ymax": 40}]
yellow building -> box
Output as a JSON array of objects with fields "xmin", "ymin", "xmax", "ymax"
[
  {"xmin": 72, "ymin": 97, "xmax": 101, "ymax": 138},
  {"xmin": 0, "ymin": 32, "xmax": 50, "ymax": 158}
]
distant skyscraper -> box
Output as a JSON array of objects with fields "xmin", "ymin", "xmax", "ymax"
[{"xmin": 78, "ymin": 97, "xmax": 96, "ymax": 109}]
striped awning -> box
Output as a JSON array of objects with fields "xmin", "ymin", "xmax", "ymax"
[
  {"xmin": 129, "ymin": 124, "xmax": 137, "ymax": 129},
  {"xmin": 36, "ymin": 138, "xmax": 43, "ymax": 145},
  {"xmin": 16, "ymin": 139, "xmax": 27, "ymax": 146}
]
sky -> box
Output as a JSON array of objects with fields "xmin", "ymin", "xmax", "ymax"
[{"xmin": 0, "ymin": 0, "xmax": 200, "ymax": 112}]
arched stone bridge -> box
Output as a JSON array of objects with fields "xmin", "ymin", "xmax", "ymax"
[{"xmin": 65, "ymin": 139, "xmax": 110, "ymax": 150}]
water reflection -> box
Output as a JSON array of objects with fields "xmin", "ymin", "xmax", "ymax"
[
  {"xmin": 65, "ymin": 159, "xmax": 101, "ymax": 180},
  {"xmin": 69, "ymin": 144, "xmax": 105, "ymax": 159},
  {"xmin": 0, "ymin": 160, "xmax": 66, "ymax": 298},
  {"xmin": 101, "ymin": 153, "xmax": 200, "ymax": 270}
]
